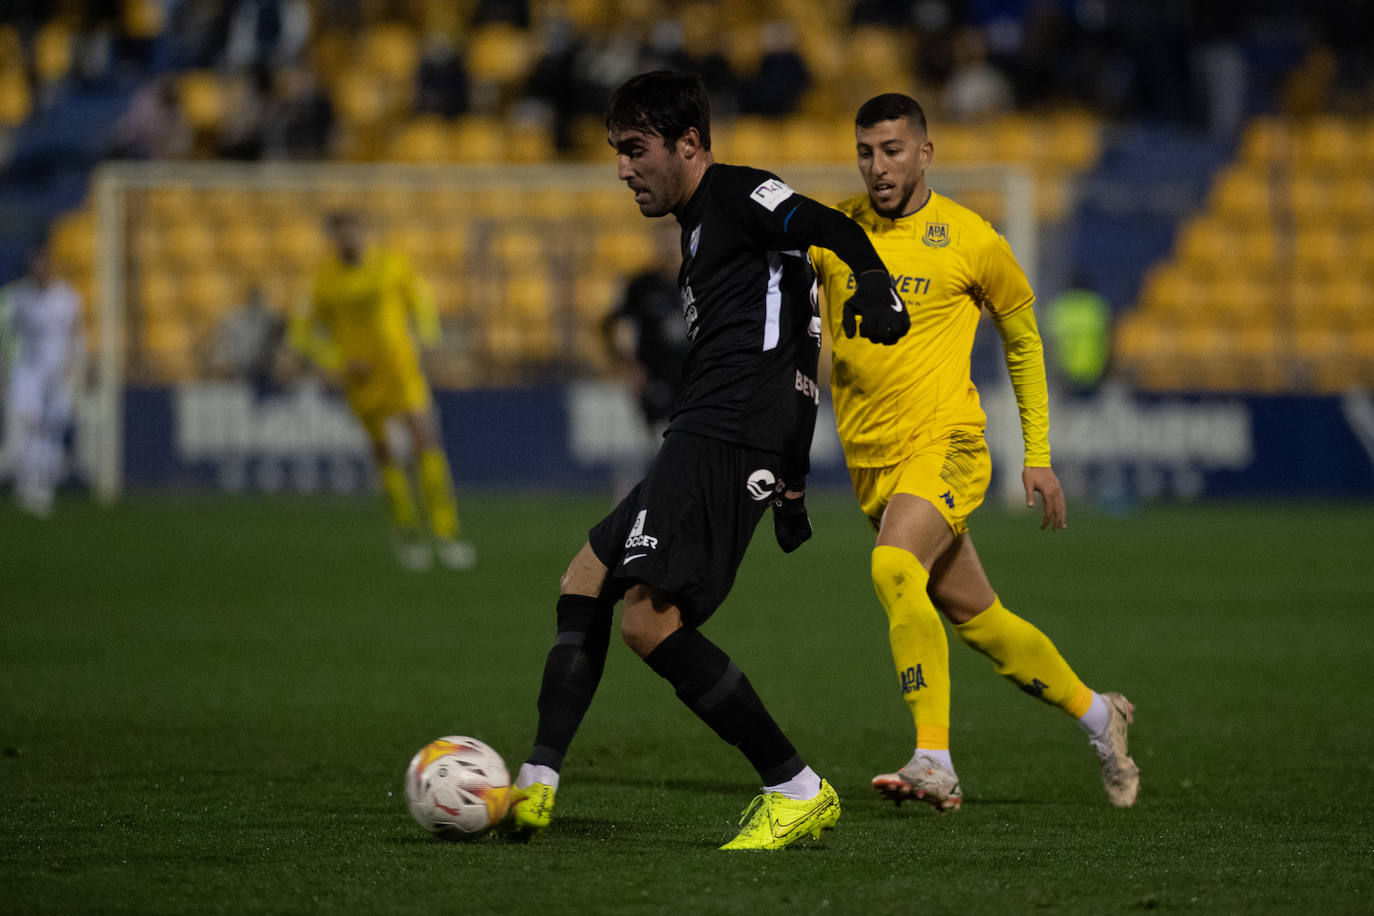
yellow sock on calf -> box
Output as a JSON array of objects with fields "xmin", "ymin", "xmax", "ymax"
[
  {"xmin": 380, "ymin": 462, "xmax": 419, "ymax": 532},
  {"xmin": 953, "ymin": 597, "xmax": 1094, "ymax": 718},
  {"xmin": 418, "ymin": 447, "xmax": 459, "ymax": 540},
  {"xmin": 870, "ymin": 545, "xmax": 951, "ymax": 750}
]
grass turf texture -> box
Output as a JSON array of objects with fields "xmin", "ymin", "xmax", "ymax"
[{"xmin": 2, "ymin": 492, "xmax": 1371, "ymax": 914}]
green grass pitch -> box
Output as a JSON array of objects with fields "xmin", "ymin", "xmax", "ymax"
[{"xmin": 2, "ymin": 491, "xmax": 1372, "ymax": 913}]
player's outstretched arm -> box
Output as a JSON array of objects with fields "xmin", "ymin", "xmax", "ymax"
[
  {"xmin": 1023, "ymin": 466, "xmax": 1067, "ymax": 531},
  {"xmin": 777, "ymin": 197, "xmax": 908, "ymax": 345}
]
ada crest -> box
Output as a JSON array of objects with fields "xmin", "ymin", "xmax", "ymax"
[
  {"xmin": 745, "ymin": 469, "xmax": 778, "ymax": 501},
  {"xmin": 923, "ymin": 222, "xmax": 950, "ymax": 248}
]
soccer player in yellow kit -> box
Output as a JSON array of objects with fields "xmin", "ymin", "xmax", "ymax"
[
  {"xmin": 292, "ymin": 210, "xmax": 473, "ymax": 571},
  {"xmin": 811, "ymin": 94, "xmax": 1139, "ymax": 810}
]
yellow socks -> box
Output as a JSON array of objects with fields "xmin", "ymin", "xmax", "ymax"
[
  {"xmin": 418, "ymin": 447, "xmax": 459, "ymax": 541},
  {"xmin": 380, "ymin": 462, "xmax": 419, "ymax": 532},
  {"xmin": 954, "ymin": 597, "xmax": 1094, "ymax": 718},
  {"xmin": 871, "ymin": 545, "xmax": 950, "ymax": 750}
]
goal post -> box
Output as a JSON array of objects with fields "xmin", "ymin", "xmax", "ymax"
[{"xmin": 87, "ymin": 160, "xmax": 1035, "ymax": 503}]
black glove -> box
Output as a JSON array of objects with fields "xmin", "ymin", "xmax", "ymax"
[
  {"xmin": 772, "ymin": 491, "xmax": 812, "ymax": 553},
  {"xmin": 841, "ymin": 271, "xmax": 910, "ymax": 345}
]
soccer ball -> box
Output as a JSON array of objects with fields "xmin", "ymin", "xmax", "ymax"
[{"xmin": 404, "ymin": 735, "xmax": 511, "ymax": 839}]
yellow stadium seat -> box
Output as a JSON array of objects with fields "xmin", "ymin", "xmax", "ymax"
[
  {"xmin": 992, "ymin": 116, "xmax": 1035, "ymax": 164},
  {"xmin": 1233, "ymin": 224, "xmax": 1279, "ymax": 278},
  {"xmin": 490, "ymin": 227, "xmax": 545, "ymax": 265},
  {"xmin": 452, "ymin": 116, "xmax": 503, "ymax": 162},
  {"xmin": 573, "ymin": 274, "xmax": 619, "ymax": 321},
  {"xmin": 1330, "ymin": 176, "xmax": 1374, "ymax": 228},
  {"xmin": 33, "ymin": 21, "xmax": 74, "ymax": 84},
  {"xmin": 363, "ymin": 23, "xmax": 419, "ymax": 82},
  {"xmin": 163, "ymin": 220, "xmax": 215, "ymax": 267},
  {"xmin": 388, "ymin": 117, "xmax": 451, "ymax": 162},
  {"xmin": 935, "ymin": 124, "xmax": 981, "ymax": 163},
  {"xmin": 593, "ymin": 229, "xmax": 656, "ymax": 276},
  {"xmin": 1293, "ymin": 115, "xmax": 1355, "ymax": 174},
  {"xmin": 1237, "ymin": 117, "xmax": 1288, "ymax": 166},
  {"xmin": 182, "ymin": 269, "xmax": 237, "ymax": 319},
  {"xmin": 1174, "ymin": 216, "xmax": 1230, "ymax": 275},
  {"xmin": 274, "ymin": 216, "xmax": 324, "ymax": 269},
  {"xmin": 1138, "ymin": 263, "xmax": 1204, "ymax": 319},
  {"xmin": 50, "ymin": 208, "xmax": 96, "ymax": 274},
  {"xmin": 1046, "ymin": 111, "xmax": 1101, "ymax": 171},
  {"xmin": 218, "ymin": 218, "xmax": 268, "ymax": 269},
  {"xmin": 507, "ymin": 118, "xmax": 556, "ymax": 164},
  {"xmin": 0, "ymin": 68, "xmax": 32, "ymax": 126},
  {"xmin": 467, "ymin": 23, "xmax": 533, "ymax": 86},
  {"xmin": 1293, "ymin": 226, "xmax": 1347, "ymax": 279},
  {"xmin": 332, "ymin": 70, "xmax": 387, "ymax": 127},
  {"xmin": 138, "ymin": 272, "xmax": 181, "ymax": 320},
  {"xmin": 1208, "ymin": 165, "xmax": 1273, "ymax": 226},
  {"xmin": 726, "ymin": 117, "xmax": 776, "ymax": 166},
  {"xmin": 1210, "ymin": 274, "xmax": 1277, "ymax": 324},
  {"xmin": 179, "ymin": 70, "xmax": 224, "ymax": 130},
  {"xmin": 505, "ymin": 273, "xmax": 553, "ymax": 319}
]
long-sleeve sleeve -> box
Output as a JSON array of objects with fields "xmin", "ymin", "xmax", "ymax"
[{"xmin": 994, "ymin": 306, "xmax": 1051, "ymax": 467}]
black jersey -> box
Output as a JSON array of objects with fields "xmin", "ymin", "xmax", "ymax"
[{"xmin": 670, "ymin": 163, "xmax": 823, "ymax": 479}]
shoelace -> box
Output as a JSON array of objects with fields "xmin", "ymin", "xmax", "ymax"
[{"xmin": 735, "ymin": 794, "xmax": 770, "ymax": 828}]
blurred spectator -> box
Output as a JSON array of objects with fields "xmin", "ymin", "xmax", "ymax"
[
  {"xmin": 109, "ymin": 74, "xmax": 193, "ymax": 159},
  {"xmin": 264, "ymin": 65, "xmax": 334, "ymax": 159},
  {"xmin": 941, "ymin": 26, "xmax": 1013, "ymax": 121},
  {"xmin": 1044, "ymin": 282, "xmax": 1113, "ymax": 396},
  {"xmin": 217, "ymin": 65, "xmax": 272, "ymax": 159},
  {"xmin": 0, "ymin": 249, "xmax": 84, "ymax": 518},
  {"xmin": 224, "ymin": 0, "xmax": 310, "ymax": 71},
  {"xmin": 600, "ymin": 227, "xmax": 687, "ymax": 495},
  {"xmin": 202, "ymin": 285, "xmax": 286, "ymax": 390},
  {"xmin": 742, "ymin": 20, "xmax": 810, "ymax": 116},
  {"xmin": 414, "ymin": 32, "xmax": 469, "ymax": 118},
  {"xmin": 524, "ymin": 14, "xmax": 591, "ymax": 151}
]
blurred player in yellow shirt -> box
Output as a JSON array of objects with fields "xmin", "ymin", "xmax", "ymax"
[
  {"xmin": 811, "ymin": 94, "xmax": 1138, "ymax": 810},
  {"xmin": 293, "ymin": 210, "xmax": 473, "ymax": 571}
]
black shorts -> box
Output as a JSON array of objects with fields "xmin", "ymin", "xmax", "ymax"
[{"xmin": 588, "ymin": 431, "xmax": 787, "ymax": 626}]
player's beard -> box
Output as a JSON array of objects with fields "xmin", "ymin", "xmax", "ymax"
[{"xmin": 871, "ymin": 175, "xmax": 919, "ymax": 219}]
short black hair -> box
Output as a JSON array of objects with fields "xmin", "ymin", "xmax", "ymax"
[
  {"xmin": 606, "ymin": 70, "xmax": 712, "ymax": 151},
  {"xmin": 855, "ymin": 93, "xmax": 928, "ymax": 134}
]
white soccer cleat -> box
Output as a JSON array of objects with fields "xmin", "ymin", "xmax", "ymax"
[
  {"xmin": 394, "ymin": 537, "xmax": 433, "ymax": 572},
  {"xmin": 1094, "ymin": 691, "xmax": 1140, "ymax": 807},
  {"xmin": 435, "ymin": 539, "xmax": 477, "ymax": 570},
  {"xmin": 872, "ymin": 754, "xmax": 963, "ymax": 811}
]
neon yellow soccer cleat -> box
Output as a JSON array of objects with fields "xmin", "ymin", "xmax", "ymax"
[
  {"xmin": 507, "ymin": 782, "xmax": 556, "ymax": 841},
  {"xmin": 719, "ymin": 779, "xmax": 841, "ymax": 851}
]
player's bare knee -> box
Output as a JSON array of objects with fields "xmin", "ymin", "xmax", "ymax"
[
  {"xmin": 560, "ymin": 543, "xmax": 607, "ymax": 596},
  {"xmin": 620, "ymin": 585, "xmax": 679, "ymax": 657}
]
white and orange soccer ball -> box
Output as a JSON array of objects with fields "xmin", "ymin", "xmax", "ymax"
[{"xmin": 404, "ymin": 736, "xmax": 511, "ymax": 839}]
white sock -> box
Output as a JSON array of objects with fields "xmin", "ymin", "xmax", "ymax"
[
  {"xmin": 1077, "ymin": 692, "xmax": 1111, "ymax": 741},
  {"xmin": 911, "ymin": 748, "xmax": 954, "ymax": 770},
  {"xmin": 764, "ymin": 765, "xmax": 822, "ymax": 800},
  {"xmin": 516, "ymin": 763, "xmax": 559, "ymax": 791}
]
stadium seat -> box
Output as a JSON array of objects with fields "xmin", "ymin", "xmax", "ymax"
[
  {"xmin": 33, "ymin": 20, "xmax": 74, "ymax": 86},
  {"xmin": 1293, "ymin": 116, "xmax": 1354, "ymax": 174},
  {"xmin": 179, "ymin": 71, "xmax": 225, "ymax": 131},
  {"xmin": 466, "ymin": 23, "xmax": 533, "ymax": 87},
  {"xmin": 593, "ymin": 229, "xmax": 656, "ymax": 276},
  {"xmin": 1174, "ymin": 216, "xmax": 1231, "ymax": 276},
  {"xmin": 1208, "ymin": 165, "xmax": 1272, "ymax": 226},
  {"xmin": 452, "ymin": 116, "xmax": 504, "ymax": 162},
  {"xmin": 1292, "ymin": 226, "xmax": 1347, "ymax": 280},
  {"xmin": 388, "ymin": 117, "xmax": 451, "ymax": 162},
  {"xmin": 0, "ymin": 67, "xmax": 32, "ymax": 126},
  {"xmin": 362, "ymin": 23, "xmax": 419, "ymax": 83},
  {"xmin": 49, "ymin": 209, "xmax": 96, "ymax": 275}
]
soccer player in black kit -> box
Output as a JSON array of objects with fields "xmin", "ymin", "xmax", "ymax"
[{"xmin": 508, "ymin": 71, "xmax": 910, "ymax": 850}]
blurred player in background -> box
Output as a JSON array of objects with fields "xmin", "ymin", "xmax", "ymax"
[
  {"xmin": 1, "ymin": 249, "xmax": 84, "ymax": 518},
  {"xmin": 599, "ymin": 225, "xmax": 688, "ymax": 496},
  {"xmin": 508, "ymin": 70, "xmax": 908, "ymax": 851},
  {"xmin": 291, "ymin": 210, "xmax": 473, "ymax": 571},
  {"xmin": 810, "ymin": 93, "xmax": 1139, "ymax": 811}
]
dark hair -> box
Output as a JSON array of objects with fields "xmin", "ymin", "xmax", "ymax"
[
  {"xmin": 606, "ymin": 70, "xmax": 712, "ymax": 151},
  {"xmin": 855, "ymin": 93, "xmax": 928, "ymax": 134}
]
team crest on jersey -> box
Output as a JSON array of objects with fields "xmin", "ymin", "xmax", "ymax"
[
  {"xmin": 689, "ymin": 224, "xmax": 701, "ymax": 256},
  {"xmin": 750, "ymin": 179, "xmax": 794, "ymax": 212},
  {"xmin": 745, "ymin": 469, "xmax": 778, "ymax": 501},
  {"xmin": 923, "ymin": 222, "xmax": 950, "ymax": 248}
]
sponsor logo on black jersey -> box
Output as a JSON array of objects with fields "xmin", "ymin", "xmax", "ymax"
[
  {"xmin": 745, "ymin": 469, "xmax": 778, "ymax": 501},
  {"xmin": 624, "ymin": 509, "xmax": 659, "ymax": 550}
]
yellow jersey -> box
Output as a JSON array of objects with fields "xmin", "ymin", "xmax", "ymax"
[
  {"xmin": 811, "ymin": 190, "xmax": 1048, "ymax": 469},
  {"xmin": 294, "ymin": 246, "xmax": 438, "ymax": 379}
]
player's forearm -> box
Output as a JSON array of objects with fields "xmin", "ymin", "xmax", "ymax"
[
  {"xmin": 288, "ymin": 314, "xmax": 343, "ymax": 371},
  {"xmin": 780, "ymin": 198, "xmax": 886, "ymax": 277},
  {"xmin": 995, "ymin": 307, "xmax": 1052, "ymax": 466}
]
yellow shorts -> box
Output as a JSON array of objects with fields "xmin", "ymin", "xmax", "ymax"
[
  {"xmin": 849, "ymin": 429, "xmax": 991, "ymax": 535},
  {"xmin": 347, "ymin": 368, "xmax": 432, "ymax": 443}
]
